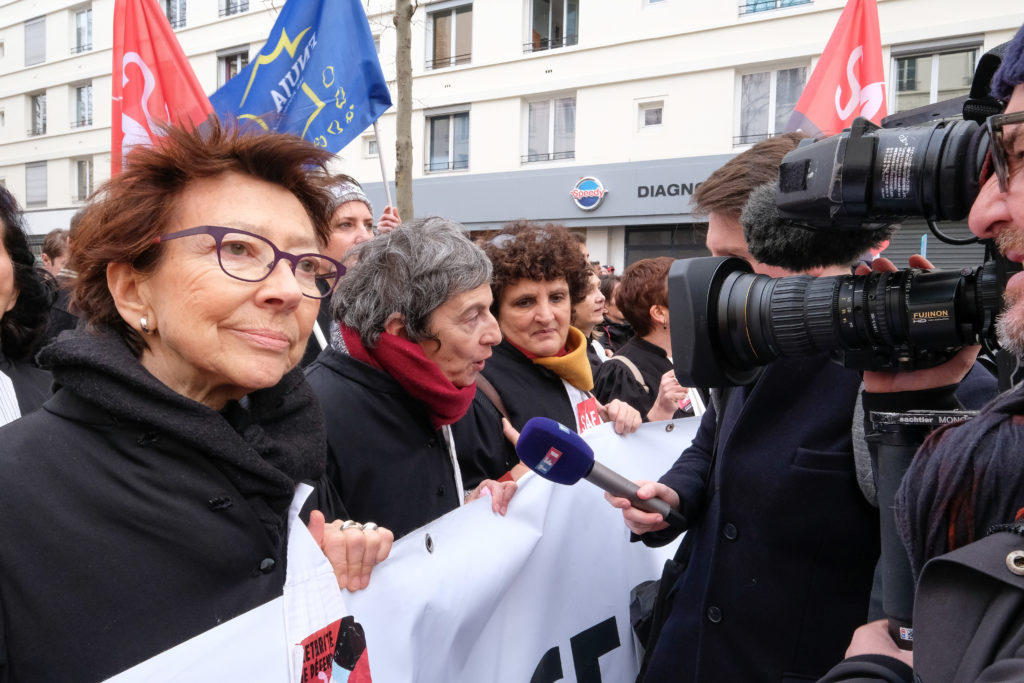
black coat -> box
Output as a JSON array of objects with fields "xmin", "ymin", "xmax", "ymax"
[
  {"xmin": 644, "ymin": 355, "xmax": 880, "ymax": 682},
  {"xmin": 479, "ymin": 339, "xmax": 580, "ymax": 432},
  {"xmin": 0, "ymin": 333, "xmax": 340, "ymax": 681},
  {"xmin": 0, "ymin": 351, "xmax": 51, "ymax": 420},
  {"xmin": 820, "ymin": 528, "xmax": 1024, "ymax": 682},
  {"xmin": 593, "ymin": 336, "xmax": 685, "ymax": 421},
  {"xmin": 306, "ymin": 347, "xmax": 516, "ymax": 540}
]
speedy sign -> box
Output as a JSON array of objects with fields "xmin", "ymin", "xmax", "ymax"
[{"xmin": 570, "ymin": 177, "xmax": 608, "ymax": 211}]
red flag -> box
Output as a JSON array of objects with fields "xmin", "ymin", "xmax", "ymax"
[
  {"xmin": 786, "ymin": 0, "xmax": 886, "ymax": 137},
  {"xmin": 111, "ymin": 0, "xmax": 213, "ymax": 175}
]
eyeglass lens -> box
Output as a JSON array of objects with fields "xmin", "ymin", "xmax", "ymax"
[
  {"xmin": 217, "ymin": 231, "xmax": 339, "ymax": 299},
  {"xmin": 988, "ymin": 112, "xmax": 1024, "ymax": 193}
]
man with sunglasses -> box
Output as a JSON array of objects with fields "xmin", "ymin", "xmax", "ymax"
[{"xmin": 820, "ymin": 24, "xmax": 1024, "ymax": 683}]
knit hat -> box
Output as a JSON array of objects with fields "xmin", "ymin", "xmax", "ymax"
[
  {"xmin": 329, "ymin": 179, "xmax": 373, "ymax": 217},
  {"xmin": 991, "ymin": 23, "xmax": 1024, "ymax": 100}
]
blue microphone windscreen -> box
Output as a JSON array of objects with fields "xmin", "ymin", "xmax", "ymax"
[{"xmin": 515, "ymin": 417, "xmax": 595, "ymax": 486}]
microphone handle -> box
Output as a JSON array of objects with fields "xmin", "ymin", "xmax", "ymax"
[{"xmin": 587, "ymin": 461, "xmax": 688, "ymax": 531}]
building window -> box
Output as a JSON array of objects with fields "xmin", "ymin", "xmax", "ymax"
[
  {"xmin": 373, "ymin": 34, "xmax": 381, "ymax": 54},
  {"xmin": 72, "ymin": 84, "xmax": 92, "ymax": 128},
  {"xmin": 75, "ymin": 159, "xmax": 93, "ymax": 202},
  {"xmin": 25, "ymin": 162, "xmax": 47, "ymax": 207},
  {"xmin": 218, "ymin": 49, "xmax": 249, "ymax": 88},
  {"xmin": 24, "ymin": 17, "xmax": 45, "ymax": 66},
  {"xmin": 525, "ymin": 96, "xmax": 575, "ymax": 162},
  {"xmin": 0, "ymin": 110, "xmax": 5, "ymax": 128},
  {"xmin": 736, "ymin": 65, "xmax": 806, "ymax": 145},
  {"xmin": 526, "ymin": 0, "xmax": 578, "ymax": 53},
  {"xmin": 426, "ymin": 111, "xmax": 469, "ymax": 172},
  {"xmin": 639, "ymin": 101, "xmax": 664, "ymax": 128},
  {"xmin": 365, "ymin": 137, "xmax": 378, "ymax": 158},
  {"xmin": 161, "ymin": 0, "xmax": 186, "ymax": 29},
  {"xmin": 739, "ymin": 0, "xmax": 811, "ymax": 14},
  {"xmin": 0, "ymin": 41, "xmax": 5, "ymax": 58},
  {"xmin": 74, "ymin": 8, "xmax": 92, "ymax": 53},
  {"xmin": 427, "ymin": 4, "xmax": 472, "ymax": 69},
  {"xmin": 220, "ymin": 0, "xmax": 249, "ymax": 17},
  {"xmin": 892, "ymin": 44, "xmax": 979, "ymax": 113},
  {"xmin": 29, "ymin": 93, "xmax": 46, "ymax": 137}
]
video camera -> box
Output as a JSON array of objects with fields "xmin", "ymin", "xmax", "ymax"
[{"xmin": 670, "ymin": 43, "xmax": 1020, "ymax": 388}]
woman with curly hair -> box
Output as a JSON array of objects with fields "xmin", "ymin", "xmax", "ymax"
[
  {"xmin": 0, "ymin": 186, "xmax": 53, "ymax": 425},
  {"xmin": 480, "ymin": 222, "xmax": 640, "ymax": 435}
]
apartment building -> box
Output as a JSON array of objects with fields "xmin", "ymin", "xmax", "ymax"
[{"xmin": 0, "ymin": 0, "xmax": 1021, "ymax": 269}]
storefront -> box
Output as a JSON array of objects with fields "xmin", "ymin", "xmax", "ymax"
[{"xmin": 361, "ymin": 153, "xmax": 735, "ymax": 272}]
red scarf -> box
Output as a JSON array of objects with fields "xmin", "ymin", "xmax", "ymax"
[{"xmin": 339, "ymin": 324, "xmax": 476, "ymax": 429}]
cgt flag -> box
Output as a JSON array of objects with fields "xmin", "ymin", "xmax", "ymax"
[
  {"xmin": 112, "ymin": 0, "xmax": 213, "ymax": 175},
  {"xmin": 209, "ymin": 0, "xmax": 392, "ymax": 154},
  {"xmin": 785, "ymin": 0, "xmax": 886, "ymax": 137}
]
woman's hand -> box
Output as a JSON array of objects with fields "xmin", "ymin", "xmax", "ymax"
[
  {"xmin": 599, "ymin": 398, "xmax": 642, "ymax": 434},
  {"xmin": 307, "ymin": 510, "xmax": 394, "ymax": 592},
  {"xmin": 647, "ymin": 370, "xmax": 689, "ymax": 422},
  {"xmin": 376, "ymin": 206, "xmax": 401, "ymax": 234},
  {"xmin": 604, "ymin": 480, "xmax": 680, "ymax": 535},
  {"xmin": 465, "ymin": 478, "xmax": 518, "ymax": 515}
]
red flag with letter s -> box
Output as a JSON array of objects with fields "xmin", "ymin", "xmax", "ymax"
[
  {"xmin": 111, "ymin": 0, "xmax": 213, "ymax": 175},
  {"xmin": 786, "ymin": 0, "xmax": 886, "ymax": 137}
]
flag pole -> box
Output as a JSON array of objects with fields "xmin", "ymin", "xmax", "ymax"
[{"xmin": 373, "ymin": 120, "xmax": 393, "ymax": 210}]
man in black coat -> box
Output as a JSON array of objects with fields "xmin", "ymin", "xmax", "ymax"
[{"xmin": 606, "ymin": 134, "xmax": 895, "ymax": 682}]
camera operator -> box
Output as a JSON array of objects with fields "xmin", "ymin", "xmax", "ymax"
[
  {"xmin": 820, "ymin": 23, "xmax": 1024, "ymax": 683},
  {"xmin": 606, "ymin": 133, "xmax": 894, "ymax": 682}
]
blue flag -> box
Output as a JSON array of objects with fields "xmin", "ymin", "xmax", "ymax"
[{"xmin": 210, "ymin": 0, "xmax": 391, "ymax": 153}]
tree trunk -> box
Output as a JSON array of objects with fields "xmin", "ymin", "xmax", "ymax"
[{"xmin": 394, "ymin": 0, "xmax": 415, "ymax": 220}]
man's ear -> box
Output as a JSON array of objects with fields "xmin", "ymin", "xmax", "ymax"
[
  {"xmin": 383, "ymin": 312, "xmax": 409, "ymax": 339},
  {"xmin": 106, "ymin": 262, "xmax": 150, "ymax": 334},
  {"xmin": 649, "ymin": 304, "xmax": 667, "ymax": 326}
]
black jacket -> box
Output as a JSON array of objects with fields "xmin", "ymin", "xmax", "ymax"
[
  {"xmin": 593, "ymin": 336, "xmax": 686, "ymax": 421},
  {"xmin": 0, "ymin": 330, "xmax": 339, "ymax": 681},
  {"xmin": 0, "ymin": 350, "xmax": 51, "ymax": 420},
  {"xmin": 644, "ymin": 355, "xmax": 879, "ymax": 682},
  {"xmin": 479, "ymin": 339, "xmax": 580, "ymax": 432},
  {"xmin": 306, "ymin": 347, "xmax": 516, "ymax": 540},
  {"xmin": 820, "ymin": 527, "xmax": 1024, "ymax": 682}
]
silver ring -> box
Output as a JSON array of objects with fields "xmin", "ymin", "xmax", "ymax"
[
  {"xmin": 341, "ymin": 520, "xmax": 362, "ymax": 531},
  {"xmin": 362, "ymin": 522, "xmax": 378, "ymax": 532}
]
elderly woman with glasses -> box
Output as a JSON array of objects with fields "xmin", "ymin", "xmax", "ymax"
[
  {"xmin": 480, "ymin": 222, "xmax": 641, "ymax": 435},
  {"xmin": 306, "ymin": 218, "xmax": 518, "ymax": 540},
  {"xmin": 0, "ymin": 186, "xmax": 53, "ymax": 426},
  {"xmin": 0, "ymin": 121, "xmax": 392, "ymax": 680}
]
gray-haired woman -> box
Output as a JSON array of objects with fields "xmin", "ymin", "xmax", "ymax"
[{"xmin": 306, "ymin": 217, "xmax": 518, "ymax": 540}]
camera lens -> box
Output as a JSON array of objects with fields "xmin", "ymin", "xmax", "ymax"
[{"xmin": 777, "ymin": 118, "xmax": 985, "ymax": 229}]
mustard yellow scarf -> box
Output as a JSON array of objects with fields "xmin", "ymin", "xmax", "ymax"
[{"xmin": 531, "ymin": 326, "xmax": 594, "ymax": 392}]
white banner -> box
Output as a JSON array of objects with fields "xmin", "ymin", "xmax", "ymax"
[
  {"xmin": 346, "ymin": 417, "xmax": 696, "ymax": 683},
  {"xmin": 108, "ymin": 417, "xmax": 699, "ymax": 682}
]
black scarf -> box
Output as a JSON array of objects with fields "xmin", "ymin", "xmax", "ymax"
[{"xmin": 38, "ymin": 329, "xmax": 326, "ymax": 544}]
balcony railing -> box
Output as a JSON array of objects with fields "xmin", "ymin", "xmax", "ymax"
[
  {"xmin": 521, "ymin": 150, "xmax": 575, "ymax": 163},
  {"xmin": 733, "ymin": 133, "xmax": 770, "ymax": 146},
  {"xmin": 523, "ymin": 34, "xmax": 578, "ymax": 53},
  {"xmin": 27, "ymin": 125, "xmax": 46, "ymax": 137},
  {"xmin": 219, "ymin": 1, "xmax": 249, "ymax": 16},
  {"xmin": 70, "ymin": 117, "xmax": 93, "ymax": 129},
  {"xmin": 71, "ymin": 42, "xmax": 93, "ymax": 54},
  {"xmin": 168, "ymin": 16, "xmax": 186, "ymax": 29},
  {"xmin": 739, "ymin": 0, "xmax": 811, "ymax": 15},
  {"xmin": 424, "ymin": 159, "xmax": 469, "ymax": 173},
  {"xmin": 426, "ymin": 52, "xmax": 472, "ymax": 70}
]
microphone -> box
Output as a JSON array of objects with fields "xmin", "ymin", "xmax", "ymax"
[
  {"xmin": 740, "ymin": 182, "xmax": 893, "ymax": 272},
  {"xmin": 516, "ymin": 417, "xmax": 688, "ymax": 531}
]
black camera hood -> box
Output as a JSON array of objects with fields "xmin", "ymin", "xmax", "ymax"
[{"xmin": 668, "ymin": 256, "xmax": 762, "ymax": 388}]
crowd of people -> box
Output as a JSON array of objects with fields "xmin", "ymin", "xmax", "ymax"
[{"xmin": 1, "ymin": 21, "xmax": 1024, "ymax": 681}]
